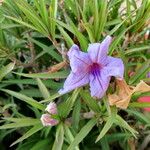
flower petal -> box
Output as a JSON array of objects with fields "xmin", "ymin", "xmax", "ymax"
[
  {"xmin": 68, "ymin": 44, "xmax": 92, "ymax": 73},
  {"xmin": 59, "ymin": 71, "xmax": 89, "ymax": 94},
  {"xmin": 104, "ymin": 56, "xmax": 124, "ymax": 79},
  {"xmin": 87, "ymin": 36, "xmax": 112, "ymax": 64},
  {"xmin": 89, "ymin": 70, "xmax": 110, "ymax": 98}
]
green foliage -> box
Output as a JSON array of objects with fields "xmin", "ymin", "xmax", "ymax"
[
  {"xmin": 0, "ymin": 0, "xmax": 150, "ymax": 149},
  {"xmin": 67, "ymin": 118, "xmax": 97, "ymax": 150},
  {"xmin": 58, "ymin": 88, "xmax": 81, "ymax": 118},
  {"xmin": 0, "ymin": 62, "xmax": 15, "ymax": 81},
  {"xmin": 52, "ymin": 124, "xmax": 64, "ymax": 150}
]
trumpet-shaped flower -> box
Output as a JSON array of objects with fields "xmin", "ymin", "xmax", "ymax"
[{"xmin": 59, "ymin": 36, "xmax": 124, "ymax": 98}]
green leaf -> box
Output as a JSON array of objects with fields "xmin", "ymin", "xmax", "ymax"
[
  {"xmin": 10, "ymin": 124, "xmax": 43, "ymax": 146},
  {"xmin": 0, "ymin": 23, "xmax": 22, "ymax": 29},
  {"xmin": 40, "ymin": 93, "xmax": 61, "ymax": 103},
  {"xmin": 109, "ymin": 21, "xmax": 138, "ymax": 55},
  {"xmin": 56, "ymin": 18, "xmax": 88, "ymax": 50},
  {"xmin": 49, "ymin": 0, "xmax": 58, "ymax": 39},
  {"xmin": 15, "ymin": 0, "xmax": 48, "ymax": 34},
  {"xmin": 80, "ymin": 90, "xmax": 100, "ymax": 113},
  {"xmin": 129, "ymin": 102, "xmax": 150, "ymax": 108},
  {"xmin": 2, "ymin": 117, "xmax": 38, "ymax": 123},
  {"xmin": 131, "ymin": 1, "xmax": 150, "ymax": 32},
  {"xmin": 0, "ymin": 63, "xmax": 15, "ymax": 81},
  {"xmin": 20, "ymin": 88, "xmax": 43, "ymax": 98},
  {"xmin": 0, "ymin": 118, "xmax": 40, "ymax": 129},
  {"xmin": 67, "ymin": 118, "xmax": 97, "ymax": 150},
  {"xmin": 58, "ymin": 88, "xmax": 81, "ymax": 118},
  {"xmin": 96, "ymin": 117, "xmax": 113, "ymax": 142},
  {"xmin": 106, "ymin": 133, "xmax": 132, "ymax": 143},
  {"xmin": 114, "ymin": 115, "xmax": 138, "ymax": 138},
  {"xmin": 72, "ymin": 99, "xmax": 81, "ymax": 131},
  {"xmin": 1, "ymin": 89, "xmax": 45, "ymax": 110},
  {"xmin": 58, "ymin": 26, "xmax": 74, "ymax": 47},
  {"xmin": 129, "ymin": 60, "xmax": 150, "ymax": 84},
  {"xmin": 37, "ymin": 78, "xmax": 50, "ymax": 99},
  {"xmin": 13, "ymin": 70, "xmax": 69, "ymax": 79},
  {"xmin": 52, "ymin": 124, "xmax": 64, "ymax": 150},
  {"xmin": 31, "ymin": 139, "xmax": 50, "ymax": 150},
  {"xmin": 64, "ymin": 125, "xmax": 79, "ymax": 150},
  {"xmin": 2, "ymin": 79, "xmax": 62, "ymax": 89},
  {"xmin": 125, "ymin": 45, "xmax": 150, "ymax": 55},
  {"xmin": 126, "ymin": 109, "xmax": 150, "ymax": 124},
  {"xmin": 100, "ymin": 136, "xmax": 110, "ymax": 150},
  {"xmin": 94, "ymin": 1, "xmax": 108, "ymax": 41},
  {"xmin": 30, "ymin": 38, "xmax": 62, "ymax": 62},
  {"xmin": 34, "ymin": 0, "xmax": 49, "ymax": 28},
  {"xmin": 5, "ymin": 15, "xmax": 37, "ymax": 31}
]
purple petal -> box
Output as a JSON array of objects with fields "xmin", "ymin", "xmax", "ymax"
[
  {"xmin": 104, "ymin": 56, "xmax": 124, "ymax": 79},
  {"xmin": 59, "ymin": 71, "xmax": 89, "ymax": 94},
  {"xmin": 68, "ymin": 44, "xmax": 92, "ymax": 73},
  {"xmin": 147, "ymin": 72, "xmax": 150, "ymax": 78},
  {"xmin": 89, "ymin": 71, "xmax": 111, "ymax": 98},
  {"xmin": 87, "ymin": 36, "xmax": 112, "ymax": 65}
]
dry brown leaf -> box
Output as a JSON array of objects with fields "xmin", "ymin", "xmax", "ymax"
[
  {"xmin": 108, "ymin": 80, "xmax": 150, "ymax": 109},
  {"xmin": 133, "ymin": 80, "xmax": 150, "ymax": 93},
  {"xmin": 48, "ymin": 61, "xmax": 68, "ymax": 73}
]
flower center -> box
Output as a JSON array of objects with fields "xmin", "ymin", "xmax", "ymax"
[{"xmin": 90, "ymin": 63, "xmax": 101, "ymax": 76}]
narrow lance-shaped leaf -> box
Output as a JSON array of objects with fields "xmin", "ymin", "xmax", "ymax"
[
  {"xmin": 37, "ymin": 78, "xmax": 50, "ymax": 99},
  {"xmin": 58, "ymin": 88, "xmax": 81, "ymax": 118},
  {"xmin": 10, "ymin": 124, "xmax": 43, "ymax": 146},
  {"xmin": 72, "ymin": 99, "xmax": 81, "ymax": 131},
  {"xmin": 1, "ymin": 89, "xmax": 45, "ymax": 110},
  {"xmin": 5, "ymin": 15, "xmax": 37, "ymax": 31},
  {"xmin": 13, "ymin": 70, "xmax": 69, "ymax": 79},
  {"xmin": 15, "ymin": 0, "xmax": 48, "ymax": 35},
  {"xmin": 114, "ymin": 115, "xmax": 138, "ymax": 138},
  {"xmin": 96, "ymin": 117, "xmax": 113, "ymax": 142},
  {"xmin": 0, "ymin": 63, "xmax": 15, "ymax": 81},
  {"xmin": 58, "ymin": 26, "xmax": 74, "ymax": 47},
  {"xmin": 0, "ymin": 118, "xmax": 41, "ymax": 129},
  {"xmin": 49, "ymin": 0, "xmax": 58, "ymax": 39},
  {"xmin": 40, "ymin": 93, "xmax": 61, "ymax": 103},
  {"xmin": 64, "ymin": 125, "xmax": 79, "ymax": 150},
  {"xmin": 80, "ymin": 90, "xmax": 100, "ymax": 113},
  {"xmin": 30, "ymin": 37, "xmax": 62, "ymax": 62},
  {"xmin": 52, "ymin": 124, "xmax": 64, "ymax": 150},
  {"xmin": 129, "ymin": 60, "xmax": 150, "ymax": 84},
  {"xmin": 96, "ymin": 1, "xmax": 108, "ymax": 41},
  {"xmin": 67, "ymin": 118, "xmax": 97, "ymax": 150}
]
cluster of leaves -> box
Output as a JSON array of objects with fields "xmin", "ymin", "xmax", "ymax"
[{"xmin": 0, "ymin": 0, "xmax": 150, "ymax": 149}]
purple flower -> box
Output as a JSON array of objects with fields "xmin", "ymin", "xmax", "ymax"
[{"xmin": 59, "ymin": 36, "xmax": 124, "ymax": 98}]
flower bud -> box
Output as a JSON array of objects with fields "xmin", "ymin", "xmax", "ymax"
[
  {"xmin": 45, "ymin": 102, "xmax": 57, "ymax": 114},
  {"xmin": 40, "ymin": 114, "xmax": 59, "ymax": 126}
]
